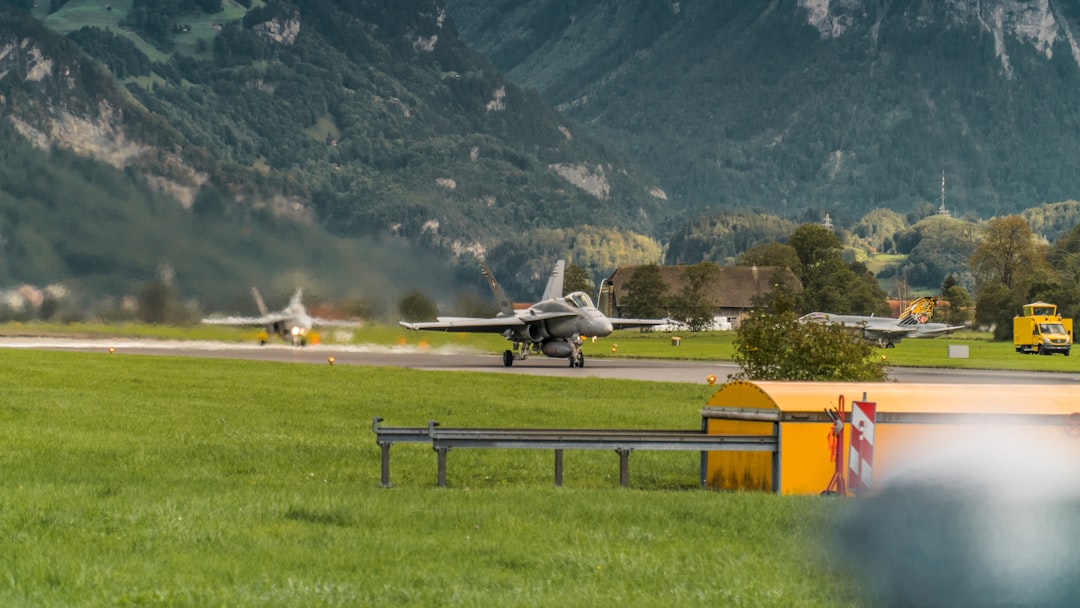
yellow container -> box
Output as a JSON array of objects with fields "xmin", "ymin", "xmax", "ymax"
[{"xmin": 702, "ymin": 380, "xmax": 1080, "ymax": 495}]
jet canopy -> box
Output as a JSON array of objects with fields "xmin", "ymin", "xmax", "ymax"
[{"xmin": 565, "ymin": 292, "xmax": 595, "ymax": 309}]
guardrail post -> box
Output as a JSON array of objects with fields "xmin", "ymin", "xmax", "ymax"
[
  {"xmin": 616, "ymin": 448, "xmax": 632, "ymax": 487},
  {"xmin": 554, "ymin": 450, "xmax": 564, "ymax": 487},
  {"xmin": 771, "ymin": 420, "xmax": 781, "ymax": 493},
  {"xmin": 436, "ymin": 447, "xmax": 449, "ymax": 487},
  {"xmin": 379, "ymin": 441, "xmax": 393, "ymax": 488}
]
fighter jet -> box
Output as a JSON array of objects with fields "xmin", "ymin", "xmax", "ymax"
[
  {"xmin": 799, "ymin": 297, "xmax": 964, "ymax": 348},
  {"xmin": 399, "ymin": 260, "xmax": 668, "ymax": 367},
  {"xmin": 202, "ymin": 287, "xmax": 360, "ymax": 346}
]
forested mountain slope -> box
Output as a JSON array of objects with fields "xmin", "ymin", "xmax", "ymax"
[
  {"xmin": 446, "ymin": 0, "xmax": 1080, "ymax": 225},
  {"xmin": 0, "ymin": 0, "xmax": 667, "ymax": 307}
]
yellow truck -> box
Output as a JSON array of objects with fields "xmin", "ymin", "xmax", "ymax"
[{"xmin": 1013, "ymin": 302, "xmax": 1072, "ymax": 356}]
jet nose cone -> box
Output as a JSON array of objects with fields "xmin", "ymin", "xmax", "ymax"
[{"xmin": 597, "ymin": 317, "xmax": 613, "ymax": 336}]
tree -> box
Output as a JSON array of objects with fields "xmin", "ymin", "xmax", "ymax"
[
  {"xmin": 621, "ymin": 263, "xmax": 669, "ymax": 318},
  {"xmin": 787, "ymin": 224, "xmax": 889, "ymax": 315},
  {"xmin": 850, "ymin": 207, "xmax": 908, "ymax": 252},
  {"xmin": 1046, "ymin": 224, "xmax": 1080, "ymax": 318},
  {"xmin": 843, "ymin": 262, "xmax": 892, "ymax": 316},
  {"xmin": 732, "ymin": 279, "xmax": 888, "ymax": 381},
  {"xmin": 138, "ymin": 280, "xmax": 173, "ymax": 325},
  {"xmin": 398, "ymin": 290, "xmax": 438, "ymax": 322},
  {"xmin": 969, "ymin": 216, "xmax": 1045, "ymax": 290},
  {"xmin": 669, "ymin": 261, "xmax": 721, "ymax": 331},
  {"xmin": 736, "ymin": 242, "xmax": 800, "ymax": 270},
  {"xmin": 564, "ymin": 262, "xmax": 593, "ymax": 296},
  {"xmin": 973, "ymin": 282, "xmax": 1021, "ymax": 341},
  {"xmin": 969, "ymin": 216, "xmax": 1048, "ymax": 340},
  {"xmin": 940, "ymin": 276, "xmax": 973, "ymax": 327},
  {"xmin": 789, "ymin": 224, "xmax": 842, "ymax": 271}
]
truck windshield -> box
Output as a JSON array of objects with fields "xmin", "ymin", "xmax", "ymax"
[{"xmin": 1039, "ymin": 323, "xmax": 1067, "ymax": 334}]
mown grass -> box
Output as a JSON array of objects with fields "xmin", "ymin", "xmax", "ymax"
[{"xmin": 0, "ymin": 349, "xmax": 864, "ymax": 606}]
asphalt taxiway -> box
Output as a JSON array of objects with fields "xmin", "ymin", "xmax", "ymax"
[{"xmin": 0, "ymin": 337, "xmax": 1076, "ymax": 385}]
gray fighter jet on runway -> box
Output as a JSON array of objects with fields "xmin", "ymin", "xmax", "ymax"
[
  {"xmin": 799, "ymin": 297, "xmax": 964, "ymax": 348},
  {"xmin": 400, "ymin": 260, "xmax": 668, "ymax": 367},
  {"xmin": 202, "ymin": 287, "xmax": 360, "ymax": 346}
]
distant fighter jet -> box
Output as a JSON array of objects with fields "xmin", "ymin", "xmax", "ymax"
[
  {"xmin": 202, "ymin": 287, "xmax": 360, "ymax": 346},
  {"xmin": 799, "ymin": 297, "xmax": 965, "ymax": 348},
  {"xmin": 399, "ymin": 260, "xmax": 668, "ymax": 367}
]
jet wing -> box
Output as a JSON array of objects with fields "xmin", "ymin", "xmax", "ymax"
[
  {"xmin": 201, "ymin": 313, "xmax": 289, "ymax": 326},
  {"xmin": 610, "ymin": 318, "xmax": 671, "ymax": 330},
  {"xmin": 910, "ymin": 324, "xmax": 966, "ymax": 338},
  {"xmin": 400, "ymin": 317, "xmax": 523, "ymax": 332},
  {"xmin": 858, "ymin": 325, "xmax": 920, "ymax": 340},
  {"xmin": 310, "ymin": 317, "xmax": 364, "ymax": 328},
  {"xmin": 400, "ymin": 312, "xmax": 576, "ymax": 333}
]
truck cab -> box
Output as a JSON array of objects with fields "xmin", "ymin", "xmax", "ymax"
[{"xmin": 1014, "ymin": 302, "xmax": 1072, "ymax": 356}]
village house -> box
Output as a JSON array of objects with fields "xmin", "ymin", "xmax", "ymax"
[{"xmin": 599, "ymin": 265, "xmax": 800, "ymax": 330}]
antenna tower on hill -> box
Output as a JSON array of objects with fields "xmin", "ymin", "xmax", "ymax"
[{"xmin": 937, "ymin": 170, "xmax": 951, "ymax": 217}]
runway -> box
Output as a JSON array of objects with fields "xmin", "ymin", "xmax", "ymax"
[{"xmin": 0, "ymin": 337, "xmax": 1077, "ymax": 385}]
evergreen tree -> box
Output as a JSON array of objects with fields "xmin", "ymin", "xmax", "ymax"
[
  {"xmin": 564, "ymin": 262, "xmax": 593, "ymax": 296},
  {"xmin": 621, "ymin": 263, "xmax": 669, "ymax": 319},
  {"xmin": 940, "ymin": 276, "xmax": 973, "ymax": 327},
  {"xmin": 669, "ymin": 261, "xmax": 720, "ymax": 331}
]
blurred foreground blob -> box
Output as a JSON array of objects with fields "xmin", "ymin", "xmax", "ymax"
[{"xmin": 831, "ymin": 429, "xmax": 1080, "ymax": 607}]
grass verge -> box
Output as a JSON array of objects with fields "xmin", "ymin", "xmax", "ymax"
[{"xmin": 0, "ymin": 349, "xmax": 864, "ymax": 606}]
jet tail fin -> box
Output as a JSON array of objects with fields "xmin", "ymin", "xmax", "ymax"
[
  {"xmin": 541, "ymin": 260, "xmax": 566, "ymax": 301},
  {"xmin": 480, "ymin": 261, "xmax": 514, "ymax": 316},
  {"xmin": 898, "ymin": 297, "xmax": 934, "ymax": 325},
  {"xmin": 288, "ymin": 288, "xmax": 304, "ymax": 311},
  {"xmin": 251, "ymin": 286, "xmax": 269, "ymax": 316}
]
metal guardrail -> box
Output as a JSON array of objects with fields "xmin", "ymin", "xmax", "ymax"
[
  {"xmin": 372, "ymin": 417, "xmax": 430, "ymax": 487},
  {"xmin": 373, "ymin": 416, "xmax": 778, "ymax": 488}
]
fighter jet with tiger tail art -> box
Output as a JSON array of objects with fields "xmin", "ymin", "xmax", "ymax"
[{"xmin": 799, "ymin": 297, "xmax": 965, "ymax": 348}]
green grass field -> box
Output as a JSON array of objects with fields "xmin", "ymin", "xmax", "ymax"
[{"xmin": 0, "ymin": 349, "xmax": 867, "ymax": 606}]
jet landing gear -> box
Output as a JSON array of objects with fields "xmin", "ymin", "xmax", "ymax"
[
  {"xmin": 568, "ymin": 336, "xmax": 585, "ymax": 368},
  {"xmin": 502, "ymin": 342, "xmax": 534, "ymax": 367},
  {"xmin": 501, "ymin": 341, "xmax": 585, "ymax": 368},
  {"xmin": 568, "ymin": 352, "xmax": 584, "ymax": 368}
]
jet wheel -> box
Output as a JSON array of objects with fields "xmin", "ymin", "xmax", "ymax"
[
  {"xmin": 502, "ymin": 350, "xmax": 514, "ymax": 367},
  {"xmin": 576, "ymin": 353, "xmax": 585, "ymax": 368}
]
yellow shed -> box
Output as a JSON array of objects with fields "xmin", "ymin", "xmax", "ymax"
[{"xmin": 702, "ymin": 381, "xmax": 1080, "ymax": 495}]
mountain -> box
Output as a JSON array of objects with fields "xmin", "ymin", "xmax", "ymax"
[
  {"xmin": 0, "ymin": 0, "xmax": 668, "ymax": 310},
  {"xmin": 444, "ymin": 0, "xmax": 1080, "ymax": 225}
]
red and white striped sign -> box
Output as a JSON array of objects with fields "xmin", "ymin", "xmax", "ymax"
[{"xmin": 848, "ymin": 400, "xmax": 877, "ymax": 495}]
